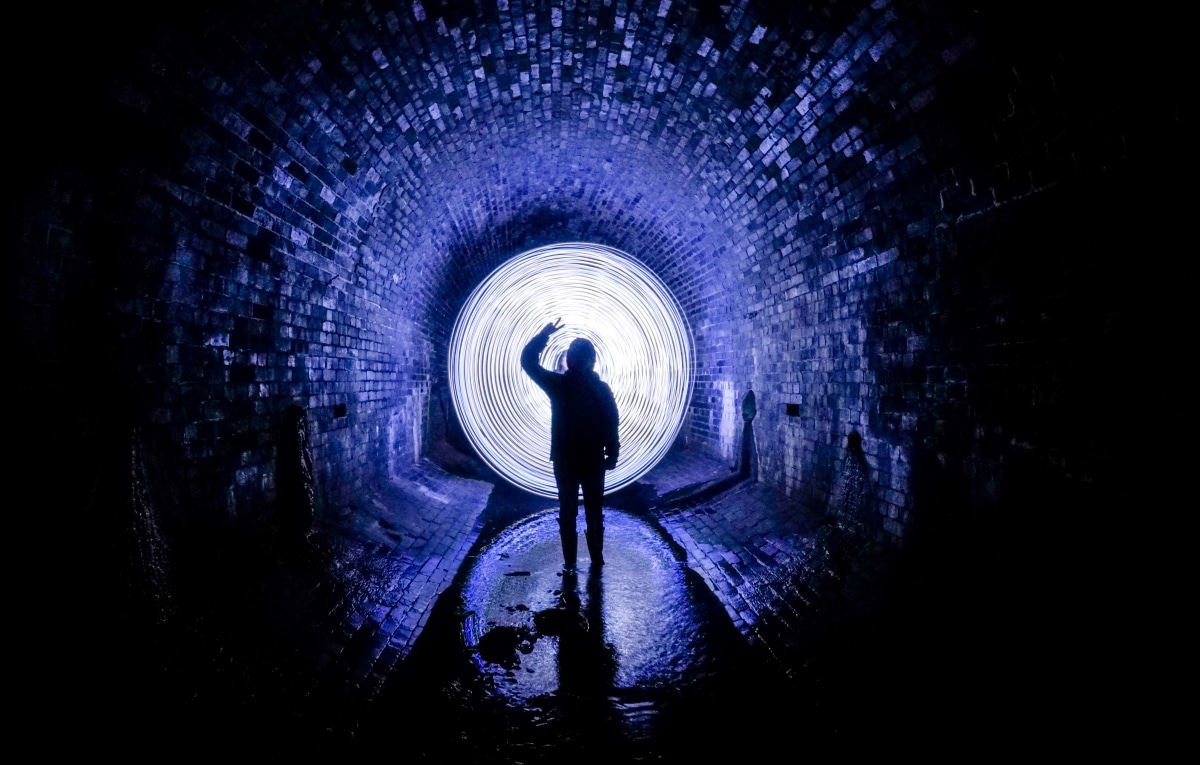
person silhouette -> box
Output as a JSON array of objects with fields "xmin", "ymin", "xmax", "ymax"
[{"xmin": 521, "ymin": 319, "xmax": 620, "ymax": 570}]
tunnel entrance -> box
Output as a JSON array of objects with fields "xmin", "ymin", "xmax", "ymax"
[{"xmin": 448, "ymin": 243, "xmax": 693, "ymax": 497}]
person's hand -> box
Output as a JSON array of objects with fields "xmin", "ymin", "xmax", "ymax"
[
  {"xmin": 604, "ymin": 455, "xmax": 617, "ymax": 471},
  {"xmin": 540, "ymin": 318, "xmax": 563, "ymax": 337}
]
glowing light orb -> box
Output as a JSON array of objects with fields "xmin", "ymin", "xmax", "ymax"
[{"xmin": 449, "ymin": 243, "xmax": 693, "ymax": 497}]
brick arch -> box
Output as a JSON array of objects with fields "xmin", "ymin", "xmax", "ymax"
[{"xmin": 16, "ymin": 0, "xmax": 1176, "ymax": 539}]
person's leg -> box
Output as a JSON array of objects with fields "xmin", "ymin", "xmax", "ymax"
[
  {"xmin": 555, "ymin": 462, "xmax": 580, "ymax": 570},
  {"xmin": 581, "ymin": 466, "xmax": 605, "ymax": 565}
]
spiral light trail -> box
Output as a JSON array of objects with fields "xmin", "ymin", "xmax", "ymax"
[{"xmin": 449, "ymin": 243, "xmax": 694, "ymax": 498}]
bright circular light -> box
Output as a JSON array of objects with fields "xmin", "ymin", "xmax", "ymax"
[{"xmin": 449, "ymin": 243, "xmax": 693, "ymax": 497}]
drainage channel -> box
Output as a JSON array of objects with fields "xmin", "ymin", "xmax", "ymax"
[{"xmin": 357, "ymin": 480, "xmax": 792, "ymax": 761}]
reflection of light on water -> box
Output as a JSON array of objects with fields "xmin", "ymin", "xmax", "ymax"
[
  {"xmin": 448, "ymin": 243, "xmax": 693, "ymax": 498},
  {"xmin": 461, "ymin": 509, "xmax": 703, "ymax": 703}
]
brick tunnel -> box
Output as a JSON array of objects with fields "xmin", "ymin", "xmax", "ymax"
[{"xmin": 15, "ymin": 0, "xmax": 1181, "ymax": 756}]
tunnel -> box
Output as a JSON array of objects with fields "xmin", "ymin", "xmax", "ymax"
[{"xmin": 15, "ymin": 0, "xmax": 1181, "ymax": 756}]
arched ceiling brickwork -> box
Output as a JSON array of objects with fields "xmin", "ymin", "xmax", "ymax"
[
  {"xmin": 15, "ymin": 0, "xmax": 1184, "ymax": 525},
  {"xmin": 109, "ymin": 0, "xmax": 970, "ymax": 301}
]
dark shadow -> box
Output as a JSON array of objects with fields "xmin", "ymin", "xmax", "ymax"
[
  {"xmin": 553, "ymin": 568, "xmax": 617, "ymax": 699},
  {"xmin": 427, "ymin": 380, "xmax": 495, "ymax": 480},
  {"xmin": 276, "ymin": 404, "xmax": 315, "ymax": 554},
  {"xmin": 477, "ymin": 480, "xmax": 557, "ymax": 540},
  {"xmin": 737, "ymin": 389, "xmax": 757, "ymax": 478},
  {"xmin": 830, "ymin": 430, "xmax": 880, "ymax": 543},
  {"xmin": 604, "ymin": 480, "xmax": 659, "ymax": 515},
  {"xmin": 534, "ymin": 566, "xmax": 621, "ymax": 754}
]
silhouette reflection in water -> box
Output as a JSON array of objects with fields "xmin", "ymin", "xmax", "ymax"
[{"xmin": 535, "ymin": 564, "xmax": 621, "ymax": 751}]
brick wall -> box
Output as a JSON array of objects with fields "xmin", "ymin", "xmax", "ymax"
[{"xmin": 15, "ymin": 1, "xmax": 1181, "ymax": 542}]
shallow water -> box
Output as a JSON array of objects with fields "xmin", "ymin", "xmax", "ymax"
[
  {"xmin": 462, "ymin": 509, "xmax": 713, "ymax": 700},
  {"xmin": 362, "ymin": 505, "xmax": 791, "ymax": 761}
]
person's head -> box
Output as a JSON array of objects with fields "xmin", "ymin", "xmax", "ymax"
[{"xmin": 566, "ymin": 337, "xmax": 596, "ymax": 371}]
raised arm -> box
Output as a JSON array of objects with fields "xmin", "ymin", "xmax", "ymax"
[{"xmin": 521, "ymin": 320, "xmax": 563, "ymax": 393}]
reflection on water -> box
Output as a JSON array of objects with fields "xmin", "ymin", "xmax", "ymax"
[
  {"xmin": 549, "ymin": 568, "xmax": 615, "ymax": 699},
  {"xmin": 462, "ymin": 509, "xmax": 712, "ymax": 704},
  {"xmin": 364, "ymin": 507, "xmax": 790, "ymax": 760}
]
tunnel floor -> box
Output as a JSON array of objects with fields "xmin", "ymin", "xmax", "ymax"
[
  {"xmin": 76, "ymin": 445, "xmax": 1046, "ymax": 755},
  {"xmin": 354, "ymin": 504, "xmax": 796, "ymax": 761}
]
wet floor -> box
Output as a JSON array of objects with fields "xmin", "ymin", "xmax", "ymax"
[
  {"xmin": 356, "ymin": 498, "xmax": 795, "ymax": 761},
  {"xmin": 70, "ymin": 446, "xmax": 1031, "ymax": 756},
  {"xmin": 463, "ymin": 509, "xmax": 723, "ymax": 699}
]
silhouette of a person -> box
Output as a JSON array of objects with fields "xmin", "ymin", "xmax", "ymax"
[{"xmin": 522, "ymin": 320, "xmax": 620, "ymax": 570}]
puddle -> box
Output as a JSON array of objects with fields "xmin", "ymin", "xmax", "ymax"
[
  {"xmin": 364, "ymin": 506, "xmax": 791, "ymax": 760},
  {"xmin": 461, "ymin": 509, "xmax": 709, "ymax": 704}
]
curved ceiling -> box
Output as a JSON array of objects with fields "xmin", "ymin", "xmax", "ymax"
[{"xmin": 95, "ymin": 0, "xmax": 940, "ymax": 334}]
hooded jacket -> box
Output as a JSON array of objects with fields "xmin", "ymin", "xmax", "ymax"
[{"xmin": 521, "ymin": 330, "xmax": 620, "ymax": 470}]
